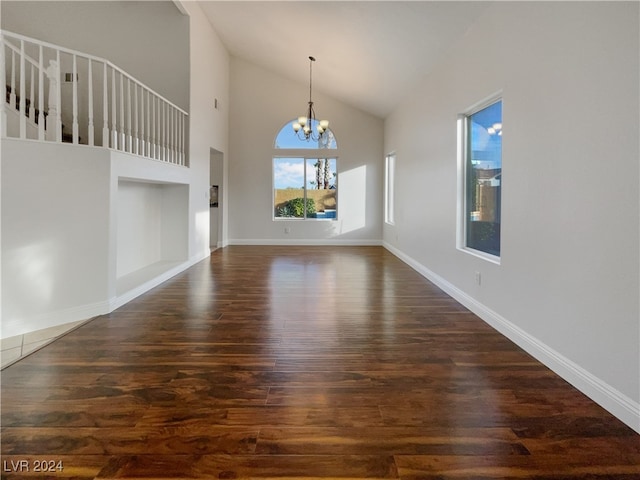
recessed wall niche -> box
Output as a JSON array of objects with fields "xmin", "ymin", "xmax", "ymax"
[{"xmin": 116, "ymin": 179, "xmax": 188, "ymax": 295}]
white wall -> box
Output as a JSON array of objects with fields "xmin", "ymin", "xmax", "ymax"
[
  {"xmin": 228, "ymin": 58, "xmax": 384, "ymax": 244},
  {"xmin": 384, "ymin": 2, "xmax": 639, "ymax": 431},
  {"xmin": 1, "ymin": 140, "xmax": 111, "ymax": 338},
  {"xmin": 181, "ymin": 0, "xmax": 230, "ymax": 253},
  {"xmin": 116, "ymin": 180, "xmax": 188, "ymax": 278}
]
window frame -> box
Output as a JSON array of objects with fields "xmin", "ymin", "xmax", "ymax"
[
  {"xmin": 456, "ymin": 93, "xmax": 503, "ymax": 264},
  {"xmin": 272, "ymin": 156, "xmax": 339, "ymax": 221},
  {"xmin": 385, "ymin": 152, "xmax": 396, "ymax": 225}
]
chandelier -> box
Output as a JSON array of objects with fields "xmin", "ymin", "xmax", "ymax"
[{"xmin": 292, "ymin": 56, "xmax": 329, "ymax": 141}]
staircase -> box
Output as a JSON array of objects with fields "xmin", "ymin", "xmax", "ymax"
[{"xmin": 1, "ymin": 30, "xmax": 188, "ymax": 165}]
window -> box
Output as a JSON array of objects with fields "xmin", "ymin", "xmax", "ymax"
[
  {"xmin": 273, "ymin": 157, "xmax": 337, "ymax": 219},
  {"xmin": 459, "ymin": 98, "xmax": 502, "ymax": 259},
  {"xmin": 275, "ymin": 120, "xmax": 337, "ymax": 150},
  {"xmin": 273, "ymin": 119, "xmax": 338, "ymax": 220},
  {"xmin": 385, "ymin": 153, "xmax": 396, "ymax": 225}
]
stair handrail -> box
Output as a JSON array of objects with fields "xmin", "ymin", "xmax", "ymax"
[{"xmin": 1, "ymin": 29, "xmax": 189, "ymax": 165}]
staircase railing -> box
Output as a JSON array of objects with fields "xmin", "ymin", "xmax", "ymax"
[{"xmin": 1, "ymin": 30, "xmax": 188, "ymax": 166}]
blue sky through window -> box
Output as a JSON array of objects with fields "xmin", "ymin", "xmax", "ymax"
[
  {"xmin": 273, "ymin": 158, "xmax": 304, "ymax": 189},
  {"xmin": 275, "ymin": 119, "xmax": 337, "ymax": 149},
  {"xmin": 470, "ymin": 100, "xmax": 502, "ymax": 170}
]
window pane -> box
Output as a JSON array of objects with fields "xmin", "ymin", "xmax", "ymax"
[
  {"xmin": 273, "ymin": 157, "xmax": 337, "ymax": 220},
  {"xmin": 385, "ymin": 154, "xmax": 395, "ymax": 225},
  {"xmin": 466, "ymin": 100, "xmax": 502, "ymax": 256},
  {"xmin": 275, "ymin": 119, "xmax": 337, "ymax": 149},
  {"xmin": 274, "ymin": 158, "xmax": 305, "ymax": 218},
  {"xmin": 306, "ymin": 158, "xmax": 337, "ymax": 219}
]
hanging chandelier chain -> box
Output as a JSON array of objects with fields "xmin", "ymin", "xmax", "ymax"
[
  {"xmin": 309, "ymin": 56, "xmax": 314, "ymax": 105},
  {"xmin": 292, "ymin": 55, "xmax": 329, "ymax": 142}
]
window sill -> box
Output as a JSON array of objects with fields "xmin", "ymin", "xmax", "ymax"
[{"xmin": 457, "ymin": 246, "xmax": 501, "ymax": 265}]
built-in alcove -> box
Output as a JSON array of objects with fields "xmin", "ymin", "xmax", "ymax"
[{"xmin": 116, "ymin": 179, "xmax": 189, "ymax": 296}]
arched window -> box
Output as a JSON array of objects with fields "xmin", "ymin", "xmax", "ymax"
[
  {"xmin": 273, "ymin": 119, "xmax": 338, "ymax": 220},
  {"xmin": 274, "ymin": 119, "xmax": 337, "ymax": 150}
]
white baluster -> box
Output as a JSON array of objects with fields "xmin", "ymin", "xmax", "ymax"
[
  {"xmin": 55, "ymin": 50, "xmax": 61, "ymax": 142},
  {"xmin": 29, "ymin": 63, "xmax": 35, "ymax": 122},
  {"xmin": 119, "ymin": 73, "xmax": 125, "ymax": 150},
  {"xmin": 102, "ymin": 62, "xmax": 109, "ymax": 148},
  {"xmin": 181, "ymin": 113, "xmax": 186, "ymax": 165},
  {"xmin": 165, "ymin": 102, "xmax": 170, "ymax": 162},
  {"xmin": 37, "ymin": 45, "xmax": 44, "ymax": 140},
  {"xmin": 170, "ymin": 108, "xmax": 175, "ymax": 164},
  {"xmin": 157, "ymin": 97, "xmax": 162, "ymax": 160},
  {"xmin": 168, "ymin": 106, "xmax": 173, "ymax": 163},
  {"xmin": 176, "ymin": 110, "xmax": 180, "ymax": 164},
  {"xmin": 162, "ymin": 101, "xmax": 167, "ymax": 161},
  {"xmin": 0, "ymin": 40, "xmax": 7, "ymax": 138},
  {"xmin": 111, "ymin": 68, "xmax": 117, "ymax": 148},
  {"xmin": 10, "ymin": 50, "xmax": 16, "ymax": 109},
  {"xmin": 177, "ymin": 112, "xmax": 182, "ymax": 165},
  {"xmin": 151, "ymin": 94, "xmax": 156, "ymax": 159},
  {"xmin": 126, "ymin": 78, "xmax": 131, "ymax": 152},
  {"xmin": 45, "ymin": 59, "xmax": 60, "ymax": 142},
  {"xmin": 173, "ymin": 109, "xmax": 177, "ymax": 164},
  {"xmin": 140, "ymin": 87, "xmax": 146, "ymax": 156},
  {"xmin": 19, "ymin": 40, "xmax": 26, "ymax": 138},
  {"xmin": 102, "ymin": 63, "xmax": 109, "ymax": 147},
  {"xmin": 72, "ymin": 55, "xmax": 79, "ymax": 144},
  {"xmin": 87, "ymin": 59, "xmax": 94, "ymax": 146},
  {"xmin": 133, "ymin": 82, "xmax": 138, "ymax": 155},
  {"xmin": 157, "ymin": 98, "xmax": 162, "ymax": 160}
]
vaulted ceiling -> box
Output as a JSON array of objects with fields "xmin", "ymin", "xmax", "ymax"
[{"xmin": 197, "ymin": 1, "xmax": 491, "ymax": 119}]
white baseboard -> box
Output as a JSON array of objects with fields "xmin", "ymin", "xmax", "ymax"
[
  {"xmin": 2, "ymin": 254, "xmax": 209, "ymax": 341},
  {"xmin": 228, "ymin": 238, "xmax": 383, "ymax": 246},
  {"xmin": 383, "ymin": 242, "xmax": 640, "ymax": 434},
  {"xmin": 1, "ymin": 301, "xmax": 111, "ymax": 340},
  {"xmin": 111, "ymin": 253, "xmax": 209, "ymax": 311}
]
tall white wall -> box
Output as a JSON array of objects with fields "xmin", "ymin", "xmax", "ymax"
[
  {"xmin": 229, "ymin": 58, "xmax": 384, "ymax": 244},
  {"xmin": 181, "ymin": 0, "xmax": 230, "ymax": 254},
  {"xmin": 384, "ymin": 2, "xmax": 639, "ymax": 431}
]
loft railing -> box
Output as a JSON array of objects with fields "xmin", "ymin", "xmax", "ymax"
[{"xmin": 1, "ymin": 30, "xmax": 188, "ymax": 166}]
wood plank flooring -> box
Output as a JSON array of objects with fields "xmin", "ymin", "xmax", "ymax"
[{"xmin": 1, "ymin": 246, "xmax": 638, "ymax": 479}]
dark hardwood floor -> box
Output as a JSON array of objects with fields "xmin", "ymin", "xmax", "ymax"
[{"xmin": 1, "ymin": 246, "xmax": 638, "ymax": 479}]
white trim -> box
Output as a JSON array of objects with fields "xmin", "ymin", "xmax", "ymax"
[
  {"xmin": 459, "ymin": 246, "xmax": 501, "ymax": 265},
  {"xmin": 110, "ymin": 255, "xmax": 206, "ymax": 311},
  {"xmin": 2, "ymin": 252, "xmax": 210, "ymax": 341},
  {"xmin": 229, "ymin": 239, "xmax": 382, "ymax": 246},
  {"xmin": 384, "ymin": 152, "xmax": 396, "ymax": 225},
  {"xmin": 2, "ymin": 301, "xmax": 111, "ymax": 339},
  {"xmin": 383, "ymin": 241, "xmax": 640, "ymax": 434}
]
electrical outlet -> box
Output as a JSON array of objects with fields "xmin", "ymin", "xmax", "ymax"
[
  {"xmin": 475, "ymin": 271, "xmax": 481, "ymax": 286},
  {"xmin": 284, "ymin": 227, "xmax": 291, "ymax": 234}
]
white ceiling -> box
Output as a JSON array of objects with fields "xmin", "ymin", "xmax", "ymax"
[{"xmin": 197, "ymin": 1, "xmax": 491, "ymax": 119}]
